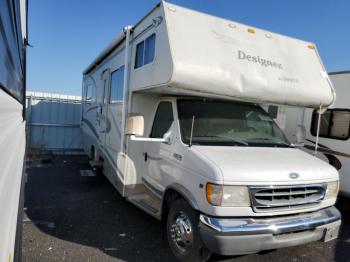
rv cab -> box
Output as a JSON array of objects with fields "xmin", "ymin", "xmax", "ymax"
[{"xmin": 123, "ymin": 96, "xmax": 341, "ymax": 258}]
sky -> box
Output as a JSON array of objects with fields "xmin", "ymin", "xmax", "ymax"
[{"xmin": 27, "ymin": 0, "xmax": 350, "ymax": 96}]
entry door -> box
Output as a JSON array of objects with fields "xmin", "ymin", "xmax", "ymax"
[
  {"xmin": 143, "ymin": 101, "xmax": 175, "ymax": 193},
  {"xmin": 98, "ymin": 69, "xmax": 110, "ymax": 147}
]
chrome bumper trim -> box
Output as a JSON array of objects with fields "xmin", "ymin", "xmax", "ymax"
[{"xmin": 199, "ymin": 206, "xmax": 341, "ymax": 235}]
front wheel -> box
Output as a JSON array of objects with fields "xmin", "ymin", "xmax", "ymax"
[{"xmin": 167, "ymin": 199, "xmax": 211, "ymax": 262}]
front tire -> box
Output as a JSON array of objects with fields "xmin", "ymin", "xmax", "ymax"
[{"xmin": 167, "ymin": 199, "xmax": 211, "ymax": 262}]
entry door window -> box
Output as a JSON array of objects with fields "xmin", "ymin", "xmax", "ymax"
[
  {"xmin": 103, "ymin": 79, "xmax": 108, "ymax": 104},
  {"xmin": 101, "ymin": 69, "xmax": 110, "ymax": 105},
  {"xmin": 150, "ymin": 102, "xmax": 174, "ymax": 138},
  {"xmin": 85, "ymin": 84, "xmax": 93, "ymax": 104}
]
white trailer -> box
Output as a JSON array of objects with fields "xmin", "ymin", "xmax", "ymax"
[
  {"xmin": 81, "ymin": 2, "xmax": 341, "ymax": 260},
  {"xmin": 280, "ymin": 71, "xmax": 350, "ymax": 196},
  {"xmin": 0, "ymin": 0, "xmax": 27, "ymax": 261}
]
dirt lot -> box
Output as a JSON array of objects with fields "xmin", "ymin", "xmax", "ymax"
[{"xmin": 22, "ymin": 155, "xmax": 350, "ymax": 262}]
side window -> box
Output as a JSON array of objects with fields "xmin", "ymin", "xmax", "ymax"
[
  {"xmin": 85, "ymin": 84, "xmax": 93, "ymax": 104},
  {"xmin": 268, "ymin": 105, "xmax": 278, "ymax": 119},
  {"xmin": 331, "ymin": 111, "xmax": 350, "ymax": 138},
  {"xmin": 311, "ymin": 109, "xmax": 350, "ymax": 140},
  {"xmin": 134, "ymin": 33, "xmax": 156, "ymax": 69},
  {"xmin": 144, "ymin": 34, "xmax": 156, "ymax": 64},
  {"xmin": 150, "ymin": 102, "xmax": 174, "ymax": 138},
  {"xmin": 311, "ymin": 110, "xmax": 332, "ymax": 137},
  {"xmin": 110, "ymin": 66, "xmax": 125, "ymax": 103},
  {"xmin": 135, "ymin": 41, "xmax": 144, "ymax": 69}
]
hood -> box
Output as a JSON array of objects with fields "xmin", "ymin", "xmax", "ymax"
[{"xmin": 191, "ymin": 146, "xmax": 338, "ymax": 184}]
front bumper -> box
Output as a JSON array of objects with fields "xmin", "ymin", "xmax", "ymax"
[{"xmin": 199, "ymin": 206, "xmax": 341, "ymax": 256}]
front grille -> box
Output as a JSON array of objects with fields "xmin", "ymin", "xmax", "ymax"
[{"xmin": 250, "ymin": 184, "xmax": 327, "ymax": 212}]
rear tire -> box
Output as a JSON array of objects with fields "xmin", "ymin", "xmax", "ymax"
[{"xmin": 167, "ymin": 199, "xmax": 211, "ymax": 262}]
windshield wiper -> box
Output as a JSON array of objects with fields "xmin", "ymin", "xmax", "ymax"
[
  {"xmin": 246, "ymin": 137, "xmax": 291, "ymax": 147},
  {"xmin": 192, "ymin": 135, "xmax": 249, "ymax": 146}
]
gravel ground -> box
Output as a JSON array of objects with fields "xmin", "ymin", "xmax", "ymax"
[{"xmin": 22, "ymin": 155, "xmax": 350, "ymax": 262}]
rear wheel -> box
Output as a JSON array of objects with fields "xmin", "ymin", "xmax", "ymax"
[{"xmin": 167, "ymin": 199, "xmax": 211, "ymax": 262}]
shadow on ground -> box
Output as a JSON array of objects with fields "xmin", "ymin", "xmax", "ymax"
[
  {"xmin": 22, "ymin": 155, "xmax": 350, "ymax": 262},
  {"xmin": 23, "ymin": 155, "xmax": 174, "ymax": 262}
]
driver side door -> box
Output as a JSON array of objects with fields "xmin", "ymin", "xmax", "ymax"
[{"xmin": 143, "ymin": 101, "xmax": 175, "ymax": 195}]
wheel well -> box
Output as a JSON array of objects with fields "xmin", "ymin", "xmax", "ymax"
[{"xmin": 161, "ymin": 189, "xmax": 186, "ymax": 221}]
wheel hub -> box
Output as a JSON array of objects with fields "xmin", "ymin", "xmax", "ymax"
[{"xmin": 170, "ymin": 212, "xmax": 193, "ymax": 253}]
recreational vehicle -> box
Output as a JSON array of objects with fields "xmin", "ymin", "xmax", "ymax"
[
  {"xmin": 0, "ymin": 0, "xmax": 28, "ymax": 261},
  {"xmin": 280, "ymin": 71, "xmax": 350, "ymax": 196},
  {"xmin": 81, "ymin": 2, "xmax": 341, "ymax": 260}
]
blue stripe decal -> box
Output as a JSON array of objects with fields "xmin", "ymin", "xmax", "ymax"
[{"xmin": 85, "ymin": 105, "xmax": 98, "ymax": 114}]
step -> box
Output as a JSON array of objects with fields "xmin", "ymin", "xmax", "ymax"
[
  {"xmin": 89, "ymin": 160, "xmax": 103, "ymax": 168},
  {"xmin": 80, "ymin": 169, "xmax": 97, "ymax": 178},
  {"xmin": 128, "ymin": 191, "xmax": 162, "ymax": 218}
]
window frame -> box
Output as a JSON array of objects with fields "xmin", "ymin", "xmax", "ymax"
[
  {"xmin": 134, "ymin": 33, "xmax": 156, "ymax": 69},
  {"xmin": 176, "ymin": 98, "xmax": 289, "ymax": 146},
  {"xmin": 311, "ymin": 108, "xmax": 350, "ymax": 141},
  {"xmin": 109, "ymin": 65, "xmax": 125, "ymax": 104},
  {"xmin": 149, "ymin": 101, "xmax": 174, "ymax": 138}
]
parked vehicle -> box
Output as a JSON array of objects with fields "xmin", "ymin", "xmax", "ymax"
[
  {"xmin": 0, "ymin": 0, "xmax": 28, "ymax": 261},
  {"xmin": 280, "ymin": 71, "xmax": 350, "ymax": 197},
  {"xmin": 81, "ymin": 2, "xmax": 341, "ymax": 261}
]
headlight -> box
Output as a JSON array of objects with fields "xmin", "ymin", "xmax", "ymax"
[
  {"xmin": 206, "ymin": 183, "xmax": 250, "ymax": 207},
  {"xmin": 324, "ymin": 181, "xmax": 339, "ymax": 200}
]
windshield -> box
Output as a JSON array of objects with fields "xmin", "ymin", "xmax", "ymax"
[{"xmin": 177, "ymin": 99, "xmax": 290, "ymax": 147}]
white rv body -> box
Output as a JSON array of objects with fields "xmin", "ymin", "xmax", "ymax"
[
  {"xmin": 0, "ymin": 0, "xmax": 27, "ymax": 261},
  {"xmin": 281, "ymin": 72, "xmax": 350, "ymax": 196},
  {"xmin": 81, "ymin": 2, "xmax": 340, "ymax": 259}
]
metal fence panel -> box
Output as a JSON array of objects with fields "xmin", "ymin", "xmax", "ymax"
[{"xmin": 26, "ymin": 92, "xmax": 83, "ymax": 153}]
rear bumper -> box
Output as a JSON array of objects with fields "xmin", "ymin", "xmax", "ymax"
[{"xmin": 199, "ymin": 206, "xmax": 341, "ymax": 255}]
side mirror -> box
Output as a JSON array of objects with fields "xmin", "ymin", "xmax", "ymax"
[
  {"xmin": 125, "ymin": 115, "xmax": 144, "ymax": 136},
  {"xmin": 294, "ymin": 124, "xmax": 306, "ymax": 147},
  {"xmin": 126, "ymin": 115, "xmax": 172, "ymax": 144},
  {"xmin": 162, "ymin": 130, "xmax": 172, "ymax": 145}
]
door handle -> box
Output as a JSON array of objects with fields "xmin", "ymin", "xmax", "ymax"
[{"xmin": 144, "ymin": 152, "xmax": 148, "ymax": 162}]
